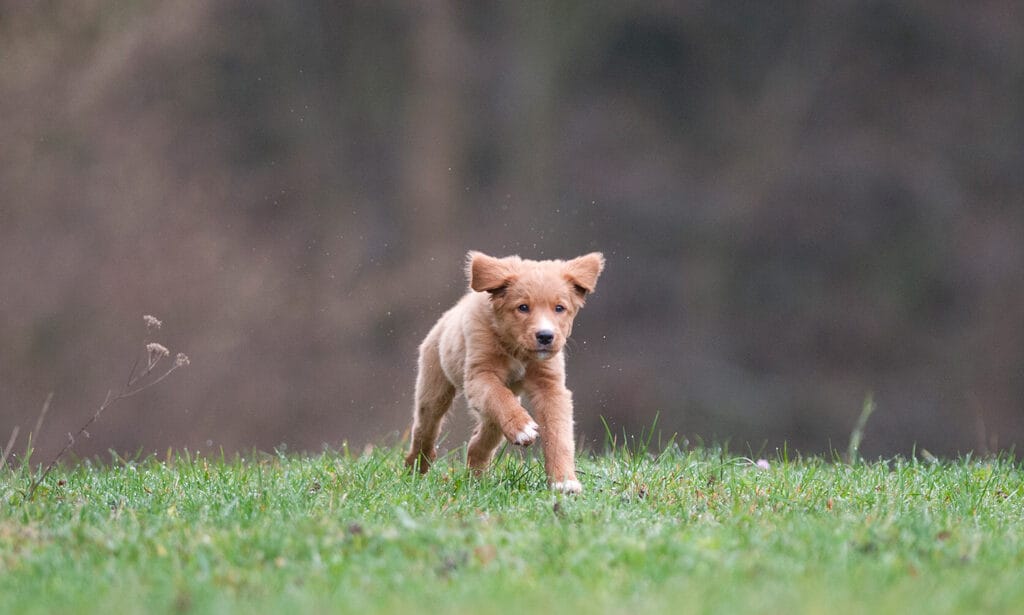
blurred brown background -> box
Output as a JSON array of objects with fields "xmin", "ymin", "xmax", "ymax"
[{"xmin": 2, "ymin": 1, "xmax": 1022, "ymax": 462}]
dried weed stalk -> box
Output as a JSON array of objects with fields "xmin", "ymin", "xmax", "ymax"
[
  {"xmin": 23, "ymin": 315, "xmax": 189, "ymax": 499},
  {"xmin": 0, "ymin": 426, "xmax": 19, "ymax": 473}
]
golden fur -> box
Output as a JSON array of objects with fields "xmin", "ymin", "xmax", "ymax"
[{"xmin": 405, "ymin": 251, "xmax": 605, "ymax": 493}]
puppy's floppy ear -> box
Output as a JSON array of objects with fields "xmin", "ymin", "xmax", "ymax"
[
  {"xmin": 564, "ymin": 252, "xmax": 605, "ymax": 297},
  {"xmin": 467, "ymin": 251, "xmax": 519, "ymax": 294}
]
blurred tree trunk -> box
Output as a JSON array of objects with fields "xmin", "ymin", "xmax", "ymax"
[
  {"xmin": 401, "ymin": 1, "xmax": 463, "ymax": 254},
  {"xmin": 501, "ymin": 2, "xmax": 559, "ymax": 211}
]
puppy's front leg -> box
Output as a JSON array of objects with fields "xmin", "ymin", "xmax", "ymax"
[
  {"xmin": 525, "ymin": 365, "xmax": 580, "ymax": 494},
  {"xmin": 464, "ymin": 373, "xmax": 538, "ymax": 446}
]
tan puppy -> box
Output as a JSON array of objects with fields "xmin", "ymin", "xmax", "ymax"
[{"xmin": 405, "ymin": 251, "xmax": 605, "ymax": 493}]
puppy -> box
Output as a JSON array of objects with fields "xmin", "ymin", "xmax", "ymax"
[{"xmin": 405, "ymin": 251, "xmax": 605, "ymax": 493}]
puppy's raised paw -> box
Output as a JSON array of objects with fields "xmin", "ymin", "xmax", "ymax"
[
  {"xmin": 551, "ymin": 479, "xmax": 582, "ymax": 494},
  {"xmin": 509, "ymin": 419, "xmax": 539, "ymax": 447}
]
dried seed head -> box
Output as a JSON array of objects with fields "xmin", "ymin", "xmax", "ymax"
[
  {"xmin": 175, "ymin": 353, "xmax": 190, "ymax": 367},
  {"xmin": 146, "ymin": 343, "xmax": 170, "ymax": 362},
  {"xmin": 143, "ymin": 315, "xmax": 163, "ymax": 331}
]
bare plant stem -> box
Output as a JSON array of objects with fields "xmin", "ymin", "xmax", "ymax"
[
  {"xmin": 33, "ymin": 392, "xmax": 54, "ymax": 442},
  {"xmin": 847, "ymin": 393, "xmax": 876, "ymax": 465},
  {"xmin": 1, "ymin": 426, "xmax": 20, "ymax": 473}
]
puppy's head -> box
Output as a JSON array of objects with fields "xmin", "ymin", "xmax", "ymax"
[{"xmin": 467, "ymin": 251, "xmax": 605, "ymax": 361}]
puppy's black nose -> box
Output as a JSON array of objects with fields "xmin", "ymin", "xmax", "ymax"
[{"xmin": 536, "ymin": 330, "xmax": 554, "ymax": 346}]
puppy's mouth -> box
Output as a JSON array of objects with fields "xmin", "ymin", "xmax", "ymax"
[{"xmin": 532, "ymin": 348, "xmax": 557, "ymax": 360}]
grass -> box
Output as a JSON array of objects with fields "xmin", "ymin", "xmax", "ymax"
[{"xmin": 1, "ymin": 442, "xmax": 1023, "ymax": 615}]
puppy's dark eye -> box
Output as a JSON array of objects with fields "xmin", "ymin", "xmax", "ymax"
[
  {"xmin": 554, "ymin": 304, "xmax": 566, "ymax": 313},
  {"xmin": 517, "ymin": 304, "xmax": 530, "ymax": 313}
]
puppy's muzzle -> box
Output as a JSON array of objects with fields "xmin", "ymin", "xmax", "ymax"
[{"xmin": 535, "ymin": 330, "xmax": 555, "ymax": 347}]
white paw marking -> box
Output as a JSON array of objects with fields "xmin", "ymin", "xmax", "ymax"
[
  {"xmin": 551, "ymin": 479, "xmax": 582, "ymax": 494},
  {"xmin": 513, "ymin": 420, "xmax": 539, "ymax": 445}
]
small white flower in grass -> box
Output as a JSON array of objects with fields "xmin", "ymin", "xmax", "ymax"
[
  {"xmin": 175, "ymin": 352, "xmax": 190, "ymax": 367},
  {"xmin": 755, "ymin": 459, "xmax": 770, "ymax": 470},
  {"xmin": 143, "ymin": 315, "xmax": 162, "ymax": 331}
]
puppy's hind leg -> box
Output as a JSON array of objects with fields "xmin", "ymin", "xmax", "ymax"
[
  {"xmin": 405, "ymin": 342, "xmax": 456, "ymax": 474},
  {"xmin": 466, "ymin": 414, "xmax": 504, "ymax": 475}
]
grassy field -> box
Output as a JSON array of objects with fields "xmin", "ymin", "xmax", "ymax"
[{"xmin": 1, "ymin": 441, "xmax": 1022, "ymax": 615}]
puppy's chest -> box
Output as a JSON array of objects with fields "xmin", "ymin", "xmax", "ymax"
[{"xmin": 504, "ymin": 358, "xmax": 527, "ymax": 390}]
